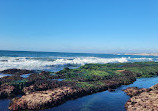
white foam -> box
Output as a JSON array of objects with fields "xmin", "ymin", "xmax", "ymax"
[
  {"xmin": 52, "ymin": 57, "xmax": 128, "ymax": 65},
  {"xmin": 0, "ymin": 56, "xmax": 153, "ymax": 71}
]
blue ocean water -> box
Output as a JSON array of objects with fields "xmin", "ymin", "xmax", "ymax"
[{"xmin": 0, "ymin": 50, "xmax": 157, "ymax": 72}]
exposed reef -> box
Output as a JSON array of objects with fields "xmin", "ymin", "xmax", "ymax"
[{"xmin": 0, "ymin": 62, "xmax": 158, "ymax": 110}]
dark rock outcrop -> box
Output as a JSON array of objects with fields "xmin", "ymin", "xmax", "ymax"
[
  {"xmin": 0, "ymin": 75, "xmax": 23, "ymax": 85},
  {"xmin": 1, "ymin": 69, "xmax": 34, "ymax": 75}
]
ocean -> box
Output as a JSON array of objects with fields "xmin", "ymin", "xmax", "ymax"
[{"xmin": 0, "ymin": 50, "xmax": 157, "ymax": 72}]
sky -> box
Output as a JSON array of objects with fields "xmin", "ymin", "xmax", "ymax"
[{"xmin": 0, "ymin": 0, "xmax": 158, "ymax": 53}]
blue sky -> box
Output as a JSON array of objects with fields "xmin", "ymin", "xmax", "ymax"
[{"xmin": 0, "ymin": 0, "xmax": 158, "ymax": 53}]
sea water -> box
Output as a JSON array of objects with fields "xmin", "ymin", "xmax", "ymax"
[{"xmin": 0, "ymin": 50, "xmax": 157, "ymax": 72}]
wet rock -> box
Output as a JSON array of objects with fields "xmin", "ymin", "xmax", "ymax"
[
  {"xmin": 0, "ymin": 84, "xmax": 16, "ymax": 98},
  {"xmin": 125, "ymin": 90, "xmax": 158, "ymax": 111},
  {"xmin": 9, "ymin": 87, "xmax": 76, "ymax": 110},
  {"xmin": 0, "ymin": 60, "xmax": 8, "ymax": 62},
  {"xmin": 1, "ymin": 69, "xmax": 34, "ymax": 75},
  {"xmin": 123, "ymin": 87, "xmax": 150, "ymax": 97}
]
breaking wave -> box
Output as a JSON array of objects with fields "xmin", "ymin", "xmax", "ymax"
[{"xmin": 0, "ymin": 56, "xmax": 154, "ymax": 71}]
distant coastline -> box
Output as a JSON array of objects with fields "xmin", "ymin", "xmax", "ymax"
[{"xmin": 124, "ymin": 53, "xmax": 158, "ymax": 56}]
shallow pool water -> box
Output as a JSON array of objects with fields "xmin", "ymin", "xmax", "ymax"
[
  {"xmin": 20, "ymin": 74, "xmax": 31, "ymax": 78},
  {"xmin": 52, "ymin": 79, "xmax": 65, "ymax": 81},
  {"xmin": 0, "ymin": 73, "xmax": 11, "ymax": 78}
]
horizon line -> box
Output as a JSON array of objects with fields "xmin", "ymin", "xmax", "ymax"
[{"xmin": 1, "ymin": 49, "xmax": 158, "ymax": 55}]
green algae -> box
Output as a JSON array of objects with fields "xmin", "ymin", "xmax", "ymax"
[{"xmin": 2, "ymin": 62, "xmax": 158, "ymax": 93}]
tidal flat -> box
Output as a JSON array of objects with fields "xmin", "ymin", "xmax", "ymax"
[{"xmin": 1, "ymin": 62, "xmax": 158, "ymax": 110}]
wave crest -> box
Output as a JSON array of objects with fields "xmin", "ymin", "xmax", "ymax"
[{"xmin": 0, "ymin": 56, "xmax": 153, "ymax": 71}]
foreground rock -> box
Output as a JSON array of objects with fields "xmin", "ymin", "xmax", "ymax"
[
  {"xmin": 1, "ymin": 69, "xmax": 34, "ymax": 75},
  {"xmin": 0, "ymin": 84, "xmax": 16, "ymax": 98},
  {"xmin": 125, "ymin": 90, "xmax": 158, "ymax": 111},
  {"xmin": 8, "ymin": 72, "xmax": 137, "ymax": 110},
  {"xmin": 124, "ymin": 84, "xmax": 158, "ymax": 111},
  {"xmin": 9, "ymin": 87, "xmax": 77, "ymax": 110}
]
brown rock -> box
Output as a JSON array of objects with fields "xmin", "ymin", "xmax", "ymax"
[
  {"xmin": 123, "ymin": 87, "xmax": 150, "ymax": 97},
  {"xmin": 9, "ymin": 87, "xmax": 76, "ymax": 110},
  {"xmin": 125, "ymin": 90, "xmax": 158, "ymax": 111},
  {"xmin": 0, "ymin": 84, "xmax": 16, "ymax": 98}
]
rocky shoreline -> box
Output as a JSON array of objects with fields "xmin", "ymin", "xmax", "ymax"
[
  {"xmin": 123, "ymin": 84, "xmax": 158, "ymax": 111},
  {"xmin": 0, "ymin": 69, "xmax": 137, "ymax": 110},
  {"xmin": 1, "ymin": 62, "xmax": 158, "ymax": 110}
]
